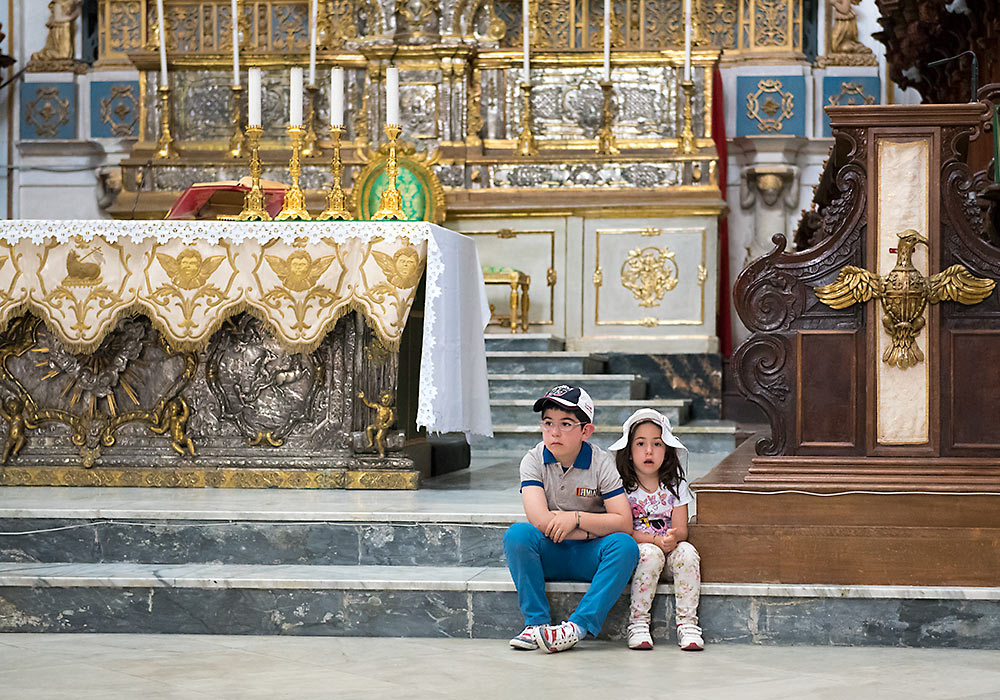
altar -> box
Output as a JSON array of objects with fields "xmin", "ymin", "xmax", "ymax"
[{"xmin": 0, "ymin": 219, "xmax": 491, "ymax": 489}]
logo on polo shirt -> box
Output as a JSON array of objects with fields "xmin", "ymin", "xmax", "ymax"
[{"xmin": 576, "ymin": 487, "xmax": 598, "ymax": 498}]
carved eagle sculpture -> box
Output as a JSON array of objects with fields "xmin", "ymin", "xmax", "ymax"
[{"xmin": 814, "ymin": 229, "xmax": 996, "ymax": 369}]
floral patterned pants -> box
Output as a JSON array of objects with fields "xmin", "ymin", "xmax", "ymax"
[{"xmin": 628, "ymin": 541, "xmax": 701, "ymax": 627}]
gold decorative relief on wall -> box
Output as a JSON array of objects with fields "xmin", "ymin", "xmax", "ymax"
[
  {"xmin": 746, "ymin": 79, "xmax": 795, "ymax": 132},
  {"xmin": 620, "ymin": 246, "xmax": 679, "ymax": 308}
]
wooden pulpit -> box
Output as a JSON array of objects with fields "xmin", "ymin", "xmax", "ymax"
[{"xmin": 692, "ymin": 105, "xmax": 1000, "ymax": 585}]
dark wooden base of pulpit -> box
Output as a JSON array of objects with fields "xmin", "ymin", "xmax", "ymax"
[{"xmin": 690, "ymin": 438, "xmax": 1000, "ymax": 586}]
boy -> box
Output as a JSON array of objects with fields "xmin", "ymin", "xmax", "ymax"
[{"xmin": 503, "ymin": 385, "xmax": 640, "ymax": 653}]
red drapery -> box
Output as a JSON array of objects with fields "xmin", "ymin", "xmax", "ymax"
[{"xmin": 712, "ymin": 68, "xmax": 733, "ymax": 357}]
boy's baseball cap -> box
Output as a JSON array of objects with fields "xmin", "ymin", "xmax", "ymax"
[
  {"xmin": 532, "ymin": 385, "xmax": 595, "ymax": 423},
  {"xmin": 607, "ymin": 408, "xmax": 689, "ymax": 470}
]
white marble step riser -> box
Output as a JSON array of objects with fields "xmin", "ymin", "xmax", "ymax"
[
  {"xmin": 489, "ymin": 378, "xmax": 646, "ymax": 401},
  {"xmin": 489, "ymin": 403, "xmax": 690, "ymax": 426},
  {"xmin": 486, "ymin": 356, "xmax": 607, "ymax": 374}
]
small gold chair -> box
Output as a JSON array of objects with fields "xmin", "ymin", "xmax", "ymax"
[{"xmin": 482, "ymin": 266, "xmax": 530, "ymax": 333}]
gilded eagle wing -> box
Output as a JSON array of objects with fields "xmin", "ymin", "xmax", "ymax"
[
  {"xmin": 265, "ymin": 255, "xmax": 289, "ymax": 284},
  {"xmin": 813, "ymin": 266, "xmax": 883, "ymax": 309},
  {"xmin": 927, "ymin": 265, "xmax": 996, "ymax": 305},
  {"xmin": 308, "ymin": 255, "xmax": 336, "ymax": 286},
  {"xmin": 196, "ymin": 255, "xmax": 226, "ymax": 287},
  {"xmin": 156, "ymin": 253, "xmax": 180, "ymax": 281}
]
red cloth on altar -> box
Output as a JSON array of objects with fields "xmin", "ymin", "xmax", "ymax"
[{"xmin": 166, "ymin": 177, "xmax": 287, "ymax": 220}]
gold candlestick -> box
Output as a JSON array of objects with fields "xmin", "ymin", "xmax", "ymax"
[
  {"xmin": 229, "ymin": 125, "xmax": 271, "ymax": 221},
  {"xmin": 302, "ymin": 83, "xmax": 322, "ymax": 158},
  {"xmin": 155, "ymin": 85, "xmax": 178, "ymax": 159},
  {"xmin": 317, "ymin": 125, "xmax": 353, "ymax": 220},
  {"xmin": 372, "ymin": 124, "xmax": 406, "ymax": 221},
  {"xmin": 228, "ymin": 84, "xmax": 246, "ymax": 158},
  {"xmin": 596, "ymin": 80, "xmax": 619, "ymax": 156},
  {"xmin": 679, "ymin": 79, "xmax": 699, "ymax": 155},
  {"xmin": 276, "ymin": 125, "xmax": 312, "ymax": 221},
  {"xmin": 516, "ymin": 81, "xmax": 537, "ymax": 157}
]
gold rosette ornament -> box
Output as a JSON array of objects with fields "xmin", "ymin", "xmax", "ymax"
[{"xmin": 814, "ymin": 229, "xmax": 996, "ymax": 369}]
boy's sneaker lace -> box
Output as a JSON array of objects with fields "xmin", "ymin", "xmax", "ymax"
[
  {"xmin": 509, "ymin": 625, "xmax": 540, "ymax": 650},
  {"xmin": 532, "ymin": 621, "xmax": 581, "ymax": 653},
  {"xmin": 626, "ymin": 621, "xmax": 654, "ymax": 650},
  {"xmin": 677, "ymin": 622, "xmax": 704, "ymax": 651}
]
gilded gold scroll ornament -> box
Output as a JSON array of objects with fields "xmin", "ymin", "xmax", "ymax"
[
  {"xmin": 814, "ymin": 230, "xmax": 996, "ymax": 369},
  {"xmin": 620, "ymin": 246, "xmax": 679, "ymax": 308},
  {"xmin": 746, "ymin": 80, "xmax": 794, "ymax": 133},
  {"xmin": 358, "ymin": 390, "xmax": 396, "ymax": 458}
]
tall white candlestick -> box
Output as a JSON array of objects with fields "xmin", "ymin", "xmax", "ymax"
[
  {"xmin": 603, "ymin": 0, "xmax": 611, "ymax": 80},
  {"xmin": 156, "ymin": 0, "xmax": 168, "ymax": 79},
  {"xmin": 231, "ymin": 0, "xmax": 240, "ymax": 86},
  {"xmin": 290, "ymin": 67, "xmax": 304, "ymax": 126},
  {"xmin": 309, "ymin": 0, "xmax": 318, "ymax": 85},
  {"xmin": 386, "ymin": 65, "xmax": 400, "ymax": 125},
  {"xmin": 522, "ymin": 0, "xmax": 530, "ymax": 81},
  {"xmin": 248, "ymin": 67, "xmax": 262, "ymax": 127},
  {"xmin": 330, "ymin": 67, "xmax": 344, "ymax": 127},
  {"xmin": 683, "ymin": 0, "xmax": 692, "ymax": 81}
]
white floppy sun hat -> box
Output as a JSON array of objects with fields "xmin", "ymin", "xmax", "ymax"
[{"xmin": 607, "ymin": 408, "xmax": 689, "ymax": 470}]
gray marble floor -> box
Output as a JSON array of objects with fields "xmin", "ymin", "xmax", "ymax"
[{"xmin": 1, "ymin": 633, "xmax": 998, "ymax": 700}]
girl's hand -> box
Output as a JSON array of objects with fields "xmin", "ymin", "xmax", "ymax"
[
  {"xmin": 656, "ymin": 529, "xmax": 679, "ymax": 553},
  {"xmin": 545, "ymin": 510, "xmax": 578, "ymax": 543}
]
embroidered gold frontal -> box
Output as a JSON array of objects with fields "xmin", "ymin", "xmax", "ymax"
[{"xmin": 0, "ymin": 221, "xmax": 428, "ymax": 354}]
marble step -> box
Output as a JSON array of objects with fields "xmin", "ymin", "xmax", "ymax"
[
  {"xmin": 483, "ymin": 333, "xmax": 565, "ymax": 352},
  {"xmin": 472, "ymin": 420, "xmax": 739, "ymax": 456},
  {"xmin": 488, "ymin": 374, "xmax": 646, "ymax": 401},
  {"xmin": 485, "ymin": 352, "xmax": 607, "ymax": 375},
  {"xmin": 0, "ymin": 517, "xmax": 509, "ymax": 568},
  {"xmin": 489, "ymin": 399, "xmax": 692, "ymax": 428},
  {"xmin": 1, "ymin": 561, "xmax": 996, "ymax": 647}
]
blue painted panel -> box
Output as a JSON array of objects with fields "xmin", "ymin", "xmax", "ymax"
[
  {"xmin": 21, "ymin": 82, "xmax": 76, "ymax": 140},
  {"xmin": 822, "ymin": 76, "xmax": 881, "ymax": 136},
  {"xmin": 736, "ymin": 75, "xmax": 806, "ymax": 137},
  {"xmin": 91, "ymin": 81, "xmax": 140, "ymax": 139}
]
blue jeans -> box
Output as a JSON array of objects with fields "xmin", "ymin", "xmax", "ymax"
[{"xmin": 503, "ymin": 521, "xmax": 640, "ymax": 638}]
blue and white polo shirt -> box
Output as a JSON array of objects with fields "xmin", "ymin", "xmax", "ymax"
[{"xmin": 519, "ymin": 441, "xmax": 626, "ymax": 513}]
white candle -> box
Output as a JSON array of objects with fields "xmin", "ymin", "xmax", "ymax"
[
  {"xmin": 522, "ymin": 0, "xmax": 530, "ymax": 82},
  {"xmin": 308, "ymin": 0, "xmax": 318, "ymax": 86},
  {"xmin": 231, "ymin": 0, "xmax": 240, "ymax": 86},
  {"xmin": 156, "ymin": 0, "xmax": 168, "ymax": 80},
  {"xmin": 248, "ymin": 67, "xmax": 262, "ymax": 127},
  {"xmin": 603, "ymin": 0, "xmax": 610, "ymax": 81},
  {"xmin": 386, "ymin": 65, "xmax": 399, "ymax": 125},
  {"xmin": 330, "ymin": 67, "xmax": 344, "ymax": 127},
  {"xmin": 683, "ymin": 0, "xmax": 692, "ymax": 81},
  {"xmin": 290, "ymin": 67, "xmax": 304, "ymax": 126}
]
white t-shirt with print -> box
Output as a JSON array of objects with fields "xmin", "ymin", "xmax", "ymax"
[{"xmin": 625, "ymin": 479, "xmax": 694, "ymax": 535}]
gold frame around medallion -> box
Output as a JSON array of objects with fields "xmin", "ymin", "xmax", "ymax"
[{"xmin": 351, "ymin": 127, "xmax": 446, "ymax": 224}]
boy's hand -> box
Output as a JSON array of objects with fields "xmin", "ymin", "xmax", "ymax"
[
  {"xmin": 545, "ymin": 510, "xmax": 578, "ymax": 543},
  {"xmin": 656, "ymin": 529, "xmax": 679, "ymax": 553}
]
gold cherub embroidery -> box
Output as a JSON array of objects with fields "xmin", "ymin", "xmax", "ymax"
[
  {"xmin": 157, "ymin": 248, "xmax": 226, "ymax": 290},
  {"xmin": 373, "ymin": 247, "xmax": 422, "ymax": 289},
  {"xmin": 266, "ymin": 250, "xmax": 336, "ymax": 292}
]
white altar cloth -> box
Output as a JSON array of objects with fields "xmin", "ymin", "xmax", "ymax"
[{"xmin": 0, "ymin": 220, "xmax": 493, "ymax": 439}]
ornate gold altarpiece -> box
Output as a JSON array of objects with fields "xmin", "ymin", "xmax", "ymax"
[{"xmin": 0, "ymin": 220, "xmax": 491, "ymax": 489}]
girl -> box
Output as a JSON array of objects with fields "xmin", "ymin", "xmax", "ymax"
[{"xmin": 609, "ymin": 408, "xmax": 704, "ymax": 651}]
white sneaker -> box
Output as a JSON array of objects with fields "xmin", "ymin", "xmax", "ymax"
[
  {"xmin": 510, "ymin": 625, "xmax": 541, "ymax": 650},
  {"xmin": 627, "ymin": 621, "xmax": 653, "ymax": 650},
  {"xmin": 533, "ymin": 621, "xmax": 581, "ymax": 653},
  {"xmin": 677, "ymin": 622, "xmax": 704, "ymax": 651}
]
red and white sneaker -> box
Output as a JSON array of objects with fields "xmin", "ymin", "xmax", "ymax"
[
  {"xmin": 677, "ymin": 623, "xmax": 704, "ymax": 651},
  {"xmin": 509, "ymin": 625, "xmax": 540, "ymax": 650},
  {"xmin": 627, "ymin": 621, "xmax": 654, "ymax": 650},
  {"xmin": 532, "ymin": 621, "xmax": 581, "ymax": 653}
]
